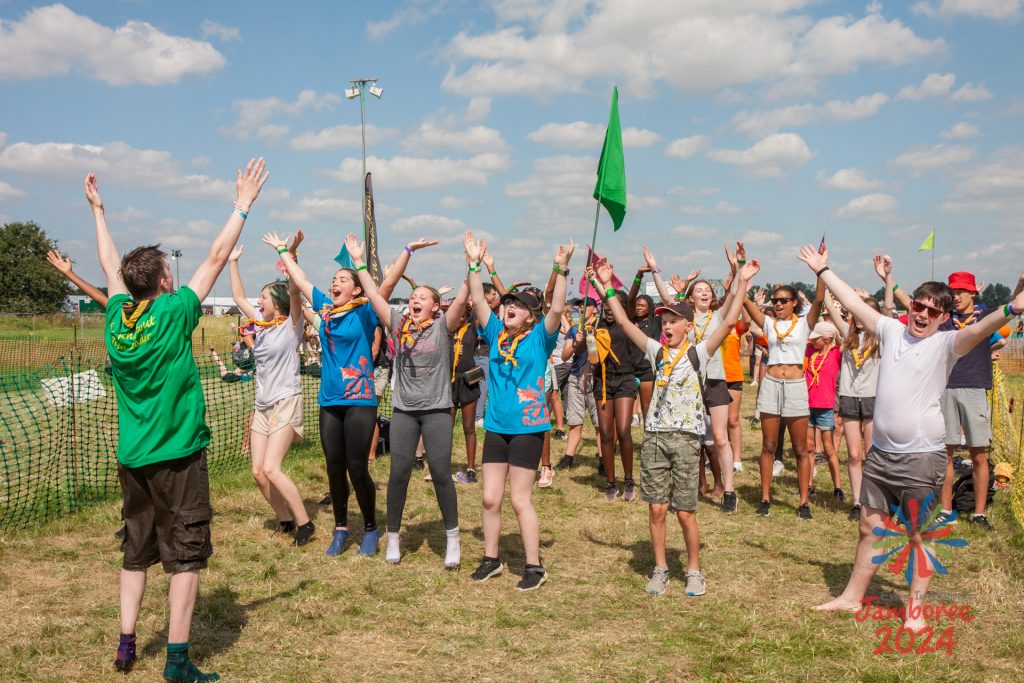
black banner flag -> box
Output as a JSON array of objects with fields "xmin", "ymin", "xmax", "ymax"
[{"xmin": 364, "ymin": 172, "xmax": 384, "ymax": 285}]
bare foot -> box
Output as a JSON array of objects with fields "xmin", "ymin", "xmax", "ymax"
[
  {"xmin": 814, "ymin": 598, "xmax": 862, "ymax": 612},
  {"xmin": 699, "ymin": 482, "xmax": 709, "ymax": 496},
  {"xmin": 709, "ymin": 486, "xmax": 725, "ymax": 498}
]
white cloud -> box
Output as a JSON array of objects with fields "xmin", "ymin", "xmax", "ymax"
[
  {"xmin": 891, "ymin": 144, "xmax": 976, "ymax": 175},
  {"xmin": 290, "ymin": 124, "xmax": 400, "ymax": 151},
  {"xmin": 200, "ymin": 20, "xmax": 241, "ymax": 42},
  {"xmin": 940, "ymin": 147, "xmax": 1024, "ymax": 214},
  {"xmin": 896, "ymin": 72, "xmax": 956, "ymax": 100},
  {"xmin": 732, "ymin": 92, "xmax": 888, "ymax": 136},
  {"xmin": 672, "ymin": 224, "xmax": 716, "ymax": 238},
  {"xmin": 739, "ymin": 230, "xmax": 785, "ymax": 245},
  {"xmin": 836, "ymin": 193, "xmax": 899, "ymax": 219},
  {"xmin": 665, "ymin": 135, "xmax": 711, "ymax": 159},
  {"xmin": 817, "ymin": 168, "xmax": 887, "ymax": 190},
  {"xmin": 330, "ymin": 153, "xmax": 511, "ymax": 189},
  {"xmin": 628, "ymin": 194, "xmax": 668, "ymax": 210},
  {"xmin": 0, "ymin": 4, "xmax": 224, "ymax": 85},
  {"xmin": 220, "ymin": 90, "xmax": 341, "ymax": 141},
  {"xmin": 0, "ymin": 180, "xmax": 25, "ymax": 200},
  {"xmin": 504, "ymin": 155, "xmax": 593, "ymax": 199},
  {"xmin": 366, "ymin": 1, "xmax": 447, "ymax": 40},
  {"xmin": 391, "ymin": 214, "xmax": 467, "ymax": 235},
  {"xmin": 267, "ymin": 192, "xmax": 365, "ymax": 225},
  {"xmin": 940, "ymin": 122, "xmax": 980, "ymax": 140},
  {"xmin": 679, "ymin": 201, "xmax": 742, "ymax": 215},
  {"xmin": 913, "ymin": 0, "xmax": 1022, "ymax": 20},
  {"xmin": 439, "ymin": 196, "xmax": 471, "ymax": 210},
  {"xmin": 667, "ymin": 185, "xmax": 719, "ymax": 197},
  {"xmin": 950, "ymin": 82, "xmax": 993, "ymax": 102},
  {"xmin": 707, "ymin": 132, "xmax": 814, "ymax": 177},
  {"xmin": 402, "ymin": 123, "xmax": 509, "ymax": 153},
  {"xmin": 108, "ymin": 207, "xmax": 148, "ymax": 222},
  {"xmin": 526, "ymin": 121, "xmax": 662, "ymax": 149}
]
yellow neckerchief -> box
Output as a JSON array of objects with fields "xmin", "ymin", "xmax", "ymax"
[
  {"xmin": 693, "ymin": 311, "xmax": 712, "ymax": 342},
  {"xmin": 399, "ymin": 314, "xmax": 436, "ymax": 349},
  {"xmin": 593, "ymin": 327, "xmax": 621, "ymax": 405},
  {"xmin": 850, "ymin": 346, "xmax": 868, "ymax": 368},
  {"xmin": 808, "ymin": 345, "xmax": 831, "ymax": 387},
  {"xmin": 656, "ymin": 340, "xmax": 691, "ymax": 388},
  {"xmin": 773, "ymin": 314, "xmax": 799, "ymax": 345},
  {"xmin": 120, "ymin": 299, "xmax": 150, "ymax": 329},
  {"xmin": 451, "ymin": 322, "xmax": 470, "ymax": 382},
  {"xmin": 497, "ymin": 327, "xmax": 531, "ymax": 367},
  {"xmin": 953, "ymin": 308, "xmax": 977, "ymax": 329},
  {"xmin": 249, "ymin": 315, "xmax": 288, "ymax": 328},
  {"xmin": 318, "ymin": 297, "xmax": 368, "ymax": 352}
]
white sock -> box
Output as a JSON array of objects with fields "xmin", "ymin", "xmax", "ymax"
[
  {"xmin": 386, "ymin": 531, "xmax": 401, "ymax": 564},
  {"xmin": 444, "ymin": 527, "xmax": 461, "ymax": 568}
]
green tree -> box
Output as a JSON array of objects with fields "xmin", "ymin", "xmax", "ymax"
[
  {"xmin": 979, "ymin": 283, "xmax": 1011, "ymax": 310},
  {"xmin": 0, "ymin": 222, "xmax": 72, "ymax": 313}
]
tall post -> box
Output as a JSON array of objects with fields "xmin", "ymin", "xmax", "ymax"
[{"xmin": 359, "ymin": 85, "xmax": 368, "ymax": 244}]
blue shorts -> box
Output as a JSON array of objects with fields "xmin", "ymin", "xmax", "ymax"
[{"xmin": 809, "ymin": 407, "xmax": 835, "ymax": 431}]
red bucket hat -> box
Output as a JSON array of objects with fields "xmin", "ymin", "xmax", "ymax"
[{"xmin": 947, "ymin": 272, "xmax": 978, "ymax": 294}]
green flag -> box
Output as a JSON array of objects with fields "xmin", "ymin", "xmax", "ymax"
[
  {"xmin": 918, "ymin": 230, "xmax": 935, "ymax": 251},
  {"xmin": 593, "ymin": 86, "xmax": 626, "ymax": 231}
]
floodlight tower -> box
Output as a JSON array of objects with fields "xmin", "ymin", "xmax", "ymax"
[{"xmin": 346, "ymin": 78, "xmax": 383, "ymax": 243}]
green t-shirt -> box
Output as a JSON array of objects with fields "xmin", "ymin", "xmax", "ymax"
[{"xmin": 105, "ymin": 286, "xmax": 210, "ymax": 467}]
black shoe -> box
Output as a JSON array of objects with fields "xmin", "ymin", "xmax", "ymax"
[
  {"xmin": 756, "ymin": 500, "xmax": 771, "ymax": 517},
  {"xmin": 516, "ymin": 564, "xmax": 548, "ymax": 591},
  {"xmin": 833, "ymin": 488, "xmax": 845, "ymax": 502},
  {"xmin": 114, "ymin": 525, "xmax": 126, "ymax": 541},
  {"xmin": 414, "ymin": 457, "xmax": 425, "ymax": 471},
  {"xmin": 553, "ymin": 430, "xmax": 567, "ymax": 441},
  {"xmin": 722, "ymin": 491, "xmax": 738, "ymax": 513},
  {"xmin": 467, "ymin": 469, "xmax": 478, "ymax": 484},
  {"xmin": 293, "ymin": 521, "xmax": 315, "ymax": 547},
  {"xmin": 797, "ymin": 503, "xmax": 813, "ymax": 520},
  {"xmin": 471, "ymin": 556, "xmax": 504, "ymax": 582},
  {"xmin": 808, "ymin": 485, "xmax": 816, "ymax": 497},
  {"xmin": 848, "ymin": 504, "xmax": 861, "ymax": 522},
  {"xmin": 970, "ymin": 514, "xmax": 995, "ymax": 531},
  {"xmin": 555, "ymin": 455, "xmax": 575, "ymax": 470},
  {"xmin": 279, "ymin": 519, "xmax": 296, "ymax": 534},
  {"xmin": 319, "ymin": 493, "xmax": 332, "ymax": 506}
]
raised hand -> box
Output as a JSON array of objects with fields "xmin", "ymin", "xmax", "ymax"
[
  {"xmin": 408, "ymin": 237, "xmax": 439, "ymax": 252},
  {"xmin": 754, "ymin": 288, "xmax": 766, "ymax": 306},
  {"xmin": 738, "ymin": 260, "xmax": 760, "ymax": 282},
  {"xmin": 46, "ymin": 250, "xmax": 74, "ymax": 275},
  {"xmin": 482, "ymin": 251, "xmax": 495, "ymax": 271},
  {"xmin": 262, "ymin": 231, "xmax": 288, "ymax": 251},
  {"xmin": 235, "ymin": 157, "xmax": 269, "ymax": 210},
  {"xmin": 463, "ymin": 230, "xmax": 484, "ymax": 262},
  {"xmin": 797, "ymin": 244, "xmax": 829, "ymax": 273},
  {"xmin": 555, "ymin": 240, "xmax": 576, "ymax": 267},
  {"xmin": 438, "ymin": 285, "xmax": 454, "ymax": 296},
  {"xmin": 345, "ymin": 233, "xmax": 365, "ymax": 262},
  {"xmin": 724, "ymin": 241, "xmax": 738, "ymax": 272},
  {"xmin": 851, "ymin": 286, "xmax": 870, "ymax": 299},
  {"xmin": 685, "ymin": 268, "xmax": 701, "ymax": 282},
  {"xmin": 228, "ymin": 246, "xmax": 244, "ymax": 262},
  {"xmin": 637, "ymin": 264, "xmax": 653, "ymax": 274},
  {"xmin": 84, "ymin": 173, "xmax": 103, "ymax": 209},
  {"xmin": 735, "ymin": 241, "xmax": 746, "ymax": 264},
  {"xmin": 669, "ymin": 274, "xmax": 687, "ymax": 295},
  {"xmin": 288, "ymin": 229, "xmax": 304, "ymax": 257},
  {"xmin": 595, "ymin": 258, "xmax": 614, "ymax": 285},
  {"xmin": 642, "ymin": 246, "xmax": 658, "ymax": 270}
]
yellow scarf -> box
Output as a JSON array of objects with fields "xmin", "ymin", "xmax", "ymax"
[
  {"xmin": 808, "ymin": 347, "xmax": 830, "ymax": 387},
  {"xmin": 656, "ymin": 341, "xmax": 691, "ymax": 388},
  {"xmin": 319, "ymin": 297, "xmax": 369, "ymax": 352},
  {"xmin": 773, "ymin": 315, "xmax": 799, "ymax": 345},
  {"xmin": 451, "ymin": 323, "xmax": 470, "ymax": 382},
  {"xmin": 953, "ymin": 310, "xmax": 977, "ymax": 329},
  {"xmin": 120, "ymin": 299, "xmax": 150, "ymax": 329},
  {"xmin": 693, "ymin": 313, "xmax": 712, "ymax": 342},
  {"xmin": 593, "ymin": 327, "xmax": 620, "ymax": 405},
  {"xmin": 851, "ymin": 347, "xmax": 868, "ymax": 368},
  {"xmin": 249, "ymin": 315, "xmax": 288, "ymax": 328},
  {"xmin": 497, "ymin": 327, "xmax": 531, "ymax": 367},
  {"xmin": 399, "ymin": 315, "xmax": 436, "ymax": 349}
]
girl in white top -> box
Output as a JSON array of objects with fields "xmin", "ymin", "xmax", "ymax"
[
  {"xmin": 743, "ymin": 281, "xmax": 823, "ymax": 518},
  {"xmin": 824, "ymin": 291, "xmax": 881, "ymax": 521},
  {"xmin": 228, "ymin": 236, "xmax": 314, "ymax": 546}
]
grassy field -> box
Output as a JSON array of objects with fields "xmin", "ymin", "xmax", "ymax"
[{"xmin": 1, "ymin": 386, "xmax": 1023, "ymax": 682}]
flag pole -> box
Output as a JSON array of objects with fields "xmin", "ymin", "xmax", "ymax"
[
  {"xmin": 931, "ymin": 230, "xmax": 935, "ymax": 280},
  {"xmin": 581, "ymin": 199, "xmax": 602, "ymax": 306}
]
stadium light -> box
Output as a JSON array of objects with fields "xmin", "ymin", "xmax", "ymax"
[{"xmin": 348, "ymin": 78, "xmax": 382, "ymax": 243}]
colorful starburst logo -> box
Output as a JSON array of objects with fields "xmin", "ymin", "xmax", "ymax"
[{"xmin": 871, "ymin": 494, "xmax": 969, "ymax": 585}]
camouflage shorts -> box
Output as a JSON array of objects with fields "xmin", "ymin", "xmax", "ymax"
[{"xmin": 640, "ymin": 431, "xmax": 701, "ymax": 512}]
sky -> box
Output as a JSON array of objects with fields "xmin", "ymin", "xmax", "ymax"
[{"xmin": 1, "ymin": 0, "xmax": 1023, "ymax": 301}]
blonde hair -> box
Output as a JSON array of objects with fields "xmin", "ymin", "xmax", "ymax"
[{"xmin": 842, "ymin": 297, "xmax": 881, "ymax": 359}]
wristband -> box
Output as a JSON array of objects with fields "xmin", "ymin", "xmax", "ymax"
[
  {"xmin": 276, "ymin": 246, "xmax": 288, "ymax": 255},
  {"xmin": 604, "ymin": 287, "xmax": 616, "ymax": 301},
  {"xmin": 815, "ymin": 266, "xmax": 830, "ymax": 277},
  {"xmin": 651, "ymin": 268, "xmax": 661, "ymax": 274},
  {"xmin": 233, "ymin": 207, "xmax": 248, "ymax": 220},
  {"xmin": 892, "ymin": 283, "xmax": 899, "ymax": 292},
  {"xmin": 354, "ymin": 264, "xmax": 367, "ymax": 272},
  {"xmin": 490, "ymin": 270, "xmax": 498, "ymax": 277},
  {"xmin": 468, "ymin": 261, "xmax": 481, "ymax": 273},
  {"xmin": 676, "ymin": 292, "xmax": 686, "ymax": 301},
  {"xmin": 1007, "ymin": 302, "xmax": 1019, "ymax": 317},
  {"xmin": 404, "ymin": 245, "xmax": 414, "ymax": 256},
  {"xmin": 633, "ymin": 275, "xmax": 642, "ymax": 286},
  {"xmin": 552, "ymin": 265, "xmax": 567, "ymax": 276},
  {"xmin": 738, "ymin": 259, "xmax": 746, "ymax": 266}
]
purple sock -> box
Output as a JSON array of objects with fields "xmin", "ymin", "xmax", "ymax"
[{"xmin": 115, "ymin": 633, "xmax": 136, "ymax": 671}]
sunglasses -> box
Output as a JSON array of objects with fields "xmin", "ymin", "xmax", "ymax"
[
  {"xmin": 910, "ymin": 300, "xmax": 946, "ymax": 318},
  {"xmin": 770, "ymin": 297, "xmax": 794, "ymax": 304}
]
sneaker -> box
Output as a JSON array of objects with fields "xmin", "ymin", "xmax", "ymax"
[
  {"xmin": 848, "ymin": 504, "xmax": 861, "ymax": 522},
  {"xmin": 555, "ymin": 455, "xmax": 575, "ymax": 470},
  {"xmin": 604, "ymin": 481, "xmax": 619, "ymax": 502},
  {"xmin": 358, "ymin": 528, "xmax": 380, "ymax": 556},
  {"xmin": 475, "ymin": 418, "xmax": 484, "ymax": 428},
  {"xmin": 970, "ymin": 514, "xmax": 995, "ymax": 531},
  {"xmin": 722, "ymin": 491, "xmax": 738, "ymax": 513},
  {"xmin": 772, "ymin": 461, "xmax": 784, "ymax": 477},
  {"xmin": 684, "ymin": 569, "xmax": 706, "ymax": 597},
  {"xmin": 114, "ymin": 634, "xmax": 136, "ymax": 672},
  {"xmin": 808, "ymin": 485, "xmax": 817, "ymax": 498},
  {"xmin": 454, "ymin": 470, "xmax": 471, "ymax": 484},
  {"xmin": 279, "ymin": 519, "xmax": 296, "ymax": 534},
  {"xmin": 622, "ymin": 478, "xmax": 637, "ymax": 502},
  {"xmin": 325, "ymin": 529, "xmax": 349, "ymax": 557},
  {"xmin": 470, "ymin": 556, "xmax": 503, "ymax": 582},
  {"xmin": 750, "ymin": 380, "xmax": 758, "ymax": 389},
  {"xmin": 293, "ymin": 521, "xmax": 315, "ymax": 547},
  {"xmin": 733, "ymin": 462, "xmax": 744, "ymax": 473},
  {"xmin": 467, "ymin": 469, "xmax": 478, "ymax": 484},
  {"xmin": 553, "ymin": 429, "xmax": 567, "ymax": 440},
  {"xmin": 646, "ymin": 566, "xmax": 670, "ymax": 596},
  {"xmin": 516, "ymin": 564, "xmax": 547, "ymax": 591},
  {"xmin": 833, "ymin": 488, "xmax": 845, "ymax": 502},
  {"xmin": 935, "ymin": 509, "xmax": 958, "ymax": 526},
  {"xmin": 538, "ymin": 466, "xmax": 555, "ymax": 488},
  {"xmin": 756, "ymin": 499, "xmax": 771, "ymax": 517},
  {"xmin": 797, "ymin": 503, "xmax": 813, "ymax": 520},
  {"xmin": 414, "ymin": 457, "xmax": 425, "ymax": 471},
  {"xmin": 631, "ymin": 414, "xmax": 641, "ymax": 427}
]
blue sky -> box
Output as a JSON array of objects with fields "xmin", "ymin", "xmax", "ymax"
[{"xmin": 1, "ymin": 0, "xmax": 1022, "ymax": 300}]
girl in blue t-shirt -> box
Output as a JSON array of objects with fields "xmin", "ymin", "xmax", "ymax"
[
  {"xmin": 463, "ymin": 230, "xmax": 574, "ymax": 592},
  {"xmin": 266, "ymin": 231, "xmax": 409, "ymax": 558}
]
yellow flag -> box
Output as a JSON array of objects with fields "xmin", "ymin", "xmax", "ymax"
[{"xmin": 918, "ymin": 230, "xmax": 935, "ymax": 252}]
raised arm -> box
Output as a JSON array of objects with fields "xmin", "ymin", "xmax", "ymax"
[
  {"xmin": 1012, "ymin": 271, "xmax": 1024, "ymax": 299},
  {"xmin": 743, "ymin": 286, "xmax": 767, "ymax": 330},
  {"xmin": 46, "ymin": 250, "xmax": 109, "ymax": 308},
  {"xmin": 263, "ymin": 231, "xmax": 313, "ymax": 303},
  {"xmin": 188, "ymin": 158, "xmax": 269, "ymax": 300},
  {"xmin": 227, "ymin": 246, "xmax": 258, "ymax": 321},
  {"xmin": 823, "ymin": 290, "xmax": 850, "ymax": 337},
  {"xmin": 345, "ymin": 233, "xmax": 396, "ymax": 324},
  {"xmin": 880, "ymin": 254, "xmax": 912, "ymax": 311},
  {"xmin": 873, "ymin": 255, "xmax": 894, "ymax": 316},
  {"xmin": 805, "ymin": 276, "xmax": 826, "ymax": 329},
  {"xmin": 797, "ymin": 246, "xmax": 881, "ymax": 333},
  {"xmin": 445, "ymin": 280, "xmax": 470, "ymax": 331},
  {"xmin": 464, "ymin": 231, "xmax": 491, "ymax": 330},
  {"xmin": 545, "ymin": 241, "xmax": 575, "ymax": 334},
  {"xmin": 593, "ymin": 261, "xmax": 650, "ymax": 351},
  {"xmin": 705, "ymin": 261, "xmax": 760, "ymax": 356},
  {"xmin": 286, "ymin": 230, "xmax": 304, "ymax": 324},
  {"xmin": 953, "ymin": 291, "xmax": 1024, "ymax": 356},
  {"xmin": 481, "ymin": 250, "xmax": 509, "ymax": 297},
  {"xmin": 642, "ymin": 246, "xmax": 675, "ymax": 304},
  {"xmin": 85, "ymin": 174, "xmax": 127, "ymax": 297},
  {"xmin": 378, "ymin": 238, "xmax": 438, "ymax": 300}
]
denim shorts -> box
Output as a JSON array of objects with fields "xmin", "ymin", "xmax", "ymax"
[{"xmin": 808, "ymin": 407, "xmax": 835, "ymax": 431}]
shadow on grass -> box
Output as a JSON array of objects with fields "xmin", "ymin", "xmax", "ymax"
[
  {"xmin": 584, "ymin": 530, "xmax": 703, "ymax": 578},
  {"xmin": 260, "ymin": 498, "xmax": 324, "ymax": 533},
  {"xmin": 141, "ymin": 580, "xmax": 315, "ymax": 660}
]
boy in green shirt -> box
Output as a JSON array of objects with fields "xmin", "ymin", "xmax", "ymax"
[{"xmin": 90, "ymin": 158, "xmax": 268, "ymax": 682}]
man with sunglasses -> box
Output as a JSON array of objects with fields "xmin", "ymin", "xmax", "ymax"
[{"xmin": 797, "ymin": 245, "xmax": 1024, "ymax": 630}]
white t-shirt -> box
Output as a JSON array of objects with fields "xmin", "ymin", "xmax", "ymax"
[
  {"xmin": 689, "ymin": 309, "xmax": 725, "ymax": 380},
  {"xmin": 642, "ymin": 338, "xmax": 710, "ymax": 434},
  {"xmin": 872, "ymin": 316, "xmax": 964, "ymax": 453},
  {"xmin": 838, "ymin": 350, "xmax": 880, "ymax": 398},
  {"xmin": 763, "ymin": 315, "xmax": 810, "ymax": 365},
  {"xmin": 253, "ymin": 318, "xmax": 303, "ymax": 410}
]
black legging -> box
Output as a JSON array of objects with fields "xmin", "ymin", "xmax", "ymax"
[{"xmin": 319, "ymin": 405, "xmax": 378, "ymax": 530}]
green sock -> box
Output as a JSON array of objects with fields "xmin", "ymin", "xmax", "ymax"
[{"xmin": 163, "ymin": 642, "xmax": 219, "ymax": 682}]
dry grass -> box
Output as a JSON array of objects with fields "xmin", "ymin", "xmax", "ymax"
[{"xmin": 1, "ymin": 387, "xmax": 1023, "ymax": 682}]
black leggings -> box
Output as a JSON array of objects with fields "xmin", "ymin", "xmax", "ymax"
[
  {"xmin": 387, "ymin": 408, "xmax": 458, "ymax": 533},
  {"xmin": 319, "ymin": 405, "xmax": 377, "ymax": 530}
]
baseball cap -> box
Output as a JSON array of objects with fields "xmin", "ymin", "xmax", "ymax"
[
  {"xmin": 500, "ymin": 288, "xmax": 544, "ymax": 318},
  {"xmin": 809, "ymin": 321, "xmax": 838, "ymax": 340},
  {"xmin": 653, "ymin": 301, "xmax": 695, "ymax": 321}
]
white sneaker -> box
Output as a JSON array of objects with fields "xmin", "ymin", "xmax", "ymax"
[
  {"xmin": 537, "ymin": 466, "xmax": 555, "ymax": 488},
  {"xmin": 772, "ymin": 460, "xmax": 784, "ymax": 477},
  {"xmin": 733, "ymin": 462, "xmax": 744, "ymax": 473}
]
